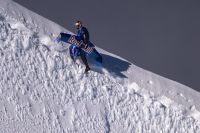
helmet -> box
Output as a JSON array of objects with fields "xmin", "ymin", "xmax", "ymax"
[{"xmin": 74, "ymin": 20, "xmax": 82, "ymax": 29}]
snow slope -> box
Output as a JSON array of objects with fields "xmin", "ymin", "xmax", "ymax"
[{"xmin": 0, "ymin": 0, "xmax": 200, "ymax": 132}]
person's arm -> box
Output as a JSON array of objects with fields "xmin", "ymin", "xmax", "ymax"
[
  {"xmin": 82, "ymin": 27, "xmax": 89, "ymax": 47},
  {"xmin": 83, "ymin": 34, "xmax": 89, "ymax": 44}
]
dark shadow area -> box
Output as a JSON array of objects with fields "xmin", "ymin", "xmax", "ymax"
[
  {"xmin": 0, "ymin": 14, "xmax": 5, "ymax": 21},
  {"xmin": 89, "ymin": 53, "xmax": 132, "ymax": 78}
]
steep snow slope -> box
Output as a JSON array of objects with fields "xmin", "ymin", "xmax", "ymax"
[{"xmin": 0, "ymin": 0, "xmax": 200, "ymax": 132}]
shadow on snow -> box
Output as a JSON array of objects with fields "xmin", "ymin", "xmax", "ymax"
[{"xmin": 89, "ymin": 53, "xmax": 132, "ymax": 78}]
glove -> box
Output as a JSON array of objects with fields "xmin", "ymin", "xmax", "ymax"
[
  {"xmin": 80, "ymin": 43, "xmax": 88, "ymax": 49},
  {"xmin": 83, "ymin": 43, "xmax": 88, "ymax": 49}
]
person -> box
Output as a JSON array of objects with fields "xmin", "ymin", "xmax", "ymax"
[
  {"xmin": 73, "ymin": 20, "xmax": 90, "ymax": 73},
  {"xmin": 56, "ymin": 20, "xmax": 102, "ymax": 72}
]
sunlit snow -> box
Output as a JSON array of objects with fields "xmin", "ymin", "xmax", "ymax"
[{"xmin": 0, "ymin": 0, "xmax": 200, "ymax": 132}]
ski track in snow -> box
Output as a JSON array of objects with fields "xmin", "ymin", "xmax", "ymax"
[{"xmin": 0, "ymin": 7, "xmax": 200, "ymax": 133}]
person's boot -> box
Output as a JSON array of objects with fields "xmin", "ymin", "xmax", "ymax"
[
  {"xmin": 85, "ymin": 66, "xmax": 90, "ymax": 73},
  {"xmin": 80, "ymin": 51, "xmax": 90, "ymax": 73}
]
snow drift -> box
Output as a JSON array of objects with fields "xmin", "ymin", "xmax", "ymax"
[{"xmin": 0, "ymin": 0, "xmax": 200, "ymax": 132}]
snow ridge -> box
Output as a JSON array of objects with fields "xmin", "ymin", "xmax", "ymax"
[{"xmin": 0, "ymin": 2, "xmax": 200, "ymax": 133}]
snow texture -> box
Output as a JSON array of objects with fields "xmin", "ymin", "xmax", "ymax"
[{"xmin": 0, "ymin": 0, "xmax": 200, "ymax": 132}]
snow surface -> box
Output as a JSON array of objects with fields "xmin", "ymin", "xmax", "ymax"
[{"xmin": 0, "ymin": 0, "xmax": 200, "ymax": 132}]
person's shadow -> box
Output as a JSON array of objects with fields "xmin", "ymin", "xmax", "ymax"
[{"xmin": 89, "ymin": 53, "xmax": 132, "ymax": 78}]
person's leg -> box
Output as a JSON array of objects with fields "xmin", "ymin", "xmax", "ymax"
[
  {"xmin": 80, "ymin": 50, "xmax": 90, "ymax": 72},
  {"xmin": 69, "ymin": 45, "xmax": 75, "ymax": 61}
]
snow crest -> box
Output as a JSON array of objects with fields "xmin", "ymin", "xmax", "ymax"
[{"xmin": 0, "ymin": 5, "xmax": 200, "ymax": 133}]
